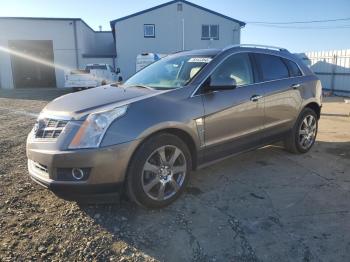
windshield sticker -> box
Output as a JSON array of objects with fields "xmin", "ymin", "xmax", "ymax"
[{"xmin": 188, "ymin": 57, "xmax": 212, "ymax": 63}]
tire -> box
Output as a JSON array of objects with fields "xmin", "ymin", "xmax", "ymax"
[
  {"xmin": 284, "ymin": 107, "xmax": 318, "ymax": 154},
  {"xmin": 126, "ymin": 133, "xmax": 192, "ymax": 208}
]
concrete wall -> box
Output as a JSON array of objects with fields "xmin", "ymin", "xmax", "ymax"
[
  {"xmin": 78, "ymin": 30, "xmax": 116, "ymax": 70},
  {"xmin": 76, "ymin": 22, "xmax": 116, "ymax": 69},
  {"xmin": 0, "ymin": 18, "xmax": 115, "ymax": 89},
  {"xmin": 114, "ymin": 2, "xmax": 241, "ymax": 78},
  {"xmin": 94, "ymin": 32, "xmax": 115, "ymax": 54}
]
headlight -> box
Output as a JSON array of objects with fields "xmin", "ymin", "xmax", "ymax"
[{"xmin": 69, "ymin": 105, "xmax": 128, "ymax": 149}]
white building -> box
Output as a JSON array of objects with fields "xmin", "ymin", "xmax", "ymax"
[
  {"xmin": 0, "ymin": 17, "xmax": 115, "ymax": 89},
  {"xmin": 111, "ymin": 0, "xmax": 245, "ymax": 78},
  {"xmin": 0, "ymin": 0, "xmax": 244, "ymax": 89}
]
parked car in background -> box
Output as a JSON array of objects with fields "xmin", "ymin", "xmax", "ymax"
[
  {"xmin": 27, "ymin": 45, "xmax": 322, "ymax": 208},
  {"xmin": 65, "ymin": 63, "xmax": 121, "ymax": 90}
]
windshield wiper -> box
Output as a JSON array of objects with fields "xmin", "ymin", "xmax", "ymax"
[
  {"xmin": 130, "ymin": 85, "xmax": 154, "ymax": 90},
  {"xmin": 112, "ymin": 83, "xmax": 155, "ymax": 90}
]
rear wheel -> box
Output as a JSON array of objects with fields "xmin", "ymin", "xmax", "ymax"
[
  {"xmin": 284, "ymin": 108, "xmax": 318, "ymax": 154},
  {"xmin": 126, "ymin": 133, "xmax": 192, "ymax": 208}
]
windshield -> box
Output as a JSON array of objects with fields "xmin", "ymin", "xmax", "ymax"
[{"xmin": 124, "ymin": 55, "xmax": 213, "ymax": 89}]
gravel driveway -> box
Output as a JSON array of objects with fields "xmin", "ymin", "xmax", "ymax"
[{"xmin": 1, "ymin": 90, "xmax": 349, "ymax": 261}]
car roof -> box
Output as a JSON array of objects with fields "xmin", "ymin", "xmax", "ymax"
[
  {"xmin": 174, "ymin": 44, "xmax": 296, "ymax": 59},
  {"xmin": 172, "ymin": 49, "xmax": 222, "ymax": 57},
  {"xmin": 168, "ymin": 45, "xmax": 305, "ymax": 70}
]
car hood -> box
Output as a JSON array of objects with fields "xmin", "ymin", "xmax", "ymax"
[{"xmin": 41, "ymin": 85, "xmax": 165, "ymax": 119}]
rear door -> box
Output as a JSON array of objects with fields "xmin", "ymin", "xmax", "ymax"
[
  {"xmin": 253, "ymin": 53, "xmax": 303, "ymax": 140},
  {"xmin": 201, "ymin": 52, "xmax": 265, "ymax": 162}
]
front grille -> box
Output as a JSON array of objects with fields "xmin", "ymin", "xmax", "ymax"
[{"xmin": 34, "ymin": 118, "xmax": 68, "ymax": 139}]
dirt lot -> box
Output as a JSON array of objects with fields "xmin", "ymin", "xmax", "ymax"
[{"xmin": 0, "ymin": 89, "xmax": 350, "ymax": 261}]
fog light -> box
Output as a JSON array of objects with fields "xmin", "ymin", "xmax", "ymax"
[
  {"xmin": 56, "ymin": 167, "xmax": 90, "ymax": 181},
  {"xmin": 72, "ymin": 168, "xmax": 84, "ymax": 180}
]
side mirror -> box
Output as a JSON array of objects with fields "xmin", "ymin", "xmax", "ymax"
[
  {"xmin": 115, "ymin": 68, "xmax": 121, "ymax": 74},
  {"xmin": 118, "ymin": 76, "xmax": 123, "ymax": 82},
  {"xmin": 204, "ymin": 77, "xmax": 237, "ymax": 92}
]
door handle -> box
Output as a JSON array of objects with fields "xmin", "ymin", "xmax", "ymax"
[
  {"xmin": 291, "ymin": 83, "xmax": 301, "ymax": 89},
  {"xmin": 250, "ymin": 94, "xmax": 263, "ymax": 102}
]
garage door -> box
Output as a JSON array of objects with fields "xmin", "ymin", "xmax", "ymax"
[{"xmin": 9, "ymin": 40, "xmax": 56, "ymax": 88}]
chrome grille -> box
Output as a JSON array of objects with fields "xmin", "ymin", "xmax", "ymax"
[{"xmin": 34, "ymin": 118, "xmax": 68, "ymax": 139}]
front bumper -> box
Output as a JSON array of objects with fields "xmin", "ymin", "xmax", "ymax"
[
  {"xmin": 29, "ymin": 169, "xmax": 123, "ymax": 194},
  {"xmin": 27, "ymin": 140, "xmax": 139, "ymax": 195}
]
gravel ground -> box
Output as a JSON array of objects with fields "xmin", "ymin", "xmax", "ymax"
[{"xmin": 0, "ymin": 90, "xmax": 350, "ymax": 261}]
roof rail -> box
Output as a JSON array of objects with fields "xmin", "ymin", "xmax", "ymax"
[{"xmin": 223, "ymin": 44, "xmax": 289, "ymax": 52}]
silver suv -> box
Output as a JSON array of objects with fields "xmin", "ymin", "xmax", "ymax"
[{"xmin": 27, "ymin": 45, "xmax": 322, "ymax": 208}]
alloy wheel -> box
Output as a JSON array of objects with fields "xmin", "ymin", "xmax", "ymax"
[
  {"xmin": 141, "ymin": 145, "xmax": 187, "ymax": 201},
  {"xmin": 298, "ymin": 114, "xmax": 317, "ymax": 150}
]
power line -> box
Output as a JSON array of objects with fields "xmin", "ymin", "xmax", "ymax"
[
  {"xmin": 248, "ymin": 24, "xmax": 350, "ymax": 29},
  {"xmin": 247, "ymin": 17, "xmax": 350, "ymax": 25}
]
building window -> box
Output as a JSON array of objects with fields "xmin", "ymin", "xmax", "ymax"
[
  {"xmin": 177, "ymin": 3, "xmax": 183, "ymax": 11},
  {"xmin": 201, "ymin": 25, "xmax": 219, "ymax": 40},
  {"xmin": 144, "ymin": 24, "xmax": 155, "ymax": 38}
]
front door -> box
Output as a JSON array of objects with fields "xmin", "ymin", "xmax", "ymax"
[{"xmin": 200, "ymin": 52, "xmax": 265, "ymax": 162}]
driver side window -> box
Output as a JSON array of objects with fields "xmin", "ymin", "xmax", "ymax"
[{"xmin": 211, "ymin": 53, "xmax": 253, "ymax": 87}]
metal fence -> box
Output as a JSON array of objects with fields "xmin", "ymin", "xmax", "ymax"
[{"xmin": 297, "ymin": 49, "xmax": 350, "ymax": 96}]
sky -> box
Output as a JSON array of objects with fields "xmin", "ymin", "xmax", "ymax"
[{"xmin": 1, "ymin": 0, "xmax": 350, "ymax": 52}]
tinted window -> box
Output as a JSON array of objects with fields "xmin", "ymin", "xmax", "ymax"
[
  {"xmin": 255, "ymin": 54, "xmax": 289, "ymax": 81},
  {"xmin": 283, "ymin": 59, "xmax": 302, "ymax": 77},
  {"xmin": 211, "ymin": 53, "xmax": 253, "ymax": 86}
]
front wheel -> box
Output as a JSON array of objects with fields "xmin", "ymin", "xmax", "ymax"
[
  {"xmin": 284, "ymin": 108, "xmax": 318, "ymax": 154},
  {"xmin": 126, "ymin": 133, "xmax": 192, "ymax": 208}
]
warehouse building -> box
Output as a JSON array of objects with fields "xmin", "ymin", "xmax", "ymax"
[
  {"xmin": 0, "ymin": 0, "xmax": 244, "ymax": 88},
  {"xmin": 0, "ymin": 17, "xmax": 116, "ymax": 89},
  {"xmin": 111, "ymin": 0, "xmax": 245, "ymax": 78}
]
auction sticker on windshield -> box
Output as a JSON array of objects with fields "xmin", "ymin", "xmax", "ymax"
[{"xmin": 188, "ymin": 57, "xmax": 212, "ymax": 63}]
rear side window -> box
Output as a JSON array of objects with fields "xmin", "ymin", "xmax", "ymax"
[
  {"xmin": 255, "ymin": 54, "xmax": 289, "ymax": 81},
  {"xmin": 283, "ymin": 59, "xmax": 302, "ymax": 77}
]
